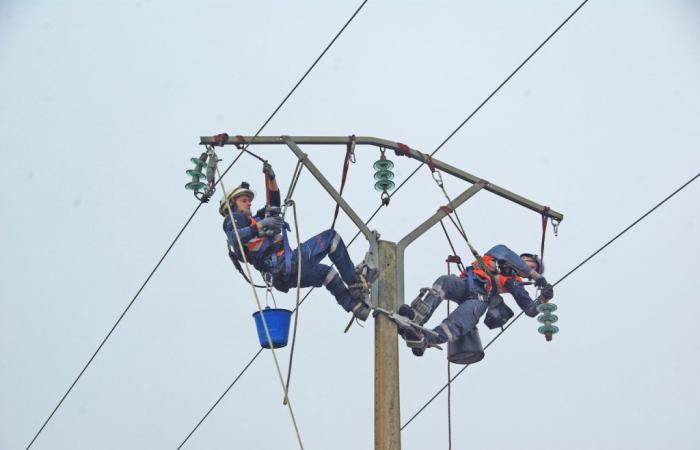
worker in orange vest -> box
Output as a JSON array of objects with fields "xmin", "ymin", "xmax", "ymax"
[{"xmin": 397, "ymin": 245, "xmax": 553, "ymax": 356}]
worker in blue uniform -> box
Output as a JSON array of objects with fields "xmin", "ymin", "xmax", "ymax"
[
  {"xmin": 397, "ymin": 245, "xmax": 554, "ymax": 355},
  {"xmin": 221, "ymin": 163, "xmax": 375, "ymax": 321}
]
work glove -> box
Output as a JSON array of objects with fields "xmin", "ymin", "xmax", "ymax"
[
  {"xmin": 262, "ymin": 162, "xmax": 276, "ymax": 180},
  {"xmin": 259, "ymin": 216, "xmax": 284, "ymax": 235},
  {"xmin": 265, "ymin": 206, "xmax": 282, "ymax": 217},
  {"xmin": 540, "ymin": 283, "xmax": 554, "ymax": 301},
  {"xmin": 534, "ymin": 276, "xmax": 548, "ymax": 288}
]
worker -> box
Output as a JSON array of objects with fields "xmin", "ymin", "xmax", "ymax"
[
  {"xmin": 397, "ymin": 245, "xmax": 554, "ymax": 355},
  {"xmin": 221, "ymin": 162, "xmax": 376, "ymax": 321}
]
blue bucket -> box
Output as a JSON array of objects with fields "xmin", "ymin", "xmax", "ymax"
[{"xmin": 252, "ymin": 307, "xmax": 293, "ymax": 349}]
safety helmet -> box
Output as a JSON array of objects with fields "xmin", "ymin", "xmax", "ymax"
[
  {"xmin": 219, "ymin": 182, "xmax": 255, "ymax": 216},
  {"xmin": 519, "ymin": 253, "xmax": 544, "ymax": 275}
]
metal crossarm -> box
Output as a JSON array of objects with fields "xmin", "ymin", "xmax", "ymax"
[{"xmin": 200, "ymin": 135, "xmax": 563, "ymax": 222}]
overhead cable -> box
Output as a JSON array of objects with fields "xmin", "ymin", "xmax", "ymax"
[{"xmin": 361, "ymin": 0, "xmax": 590, "ymax": 228}]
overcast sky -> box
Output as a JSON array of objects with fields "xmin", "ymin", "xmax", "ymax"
[{"xmin": 2, "ymin": 1, "xmax": 699, "ymax": 449}]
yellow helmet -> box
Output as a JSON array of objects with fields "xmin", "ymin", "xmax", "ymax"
[{"xmin": 219, "ymin": 182, "xmax": 255, "ymax": 216}]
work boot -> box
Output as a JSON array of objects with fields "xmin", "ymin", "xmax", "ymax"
[
  {"xmin": 355, "ymin": 263, "xmax": 379, "ymax": 286},
  {"xmin": 351, "ymin": 301, "xmax": 371, "ymax": 321},
  {"xmin": 397, "ymin": 305, "xmax": 427, "ymax": 356}
]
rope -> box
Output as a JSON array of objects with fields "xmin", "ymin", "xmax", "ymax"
[
  {"xmin": 401, "ymin": 171, "xmax": 699, "ymax": 430},
  {"xmin": 540, "ymin": 206, "xmax": 550, "ymax": 260},
  {"xmin": 445, "ymin": 256, "xmax": 456, "ymax": 450},
  {"xmin": 331, "ymin": 135, "xmax": 355, "ymax": 229},
  {"xmin": 283, "ymin": 168, "xmax": 305, "ymax": 405},
  {"xmin": 217, "ymin": 168, "xmax": 305, "ymax": 449}
]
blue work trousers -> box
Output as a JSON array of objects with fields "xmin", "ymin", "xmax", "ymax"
[
  {"xmin": 272, "ymin": 229, "xmax": 359, "ymax": 311},
  {"xmin": 422, "ymin": 275, "xmax": 489, "ymax": 344}
]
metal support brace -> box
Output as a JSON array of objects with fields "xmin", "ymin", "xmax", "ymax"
[
  {"xmin": 282, "ymin": 136, "xmax": 375, "ymax": 243},
  {"xmin": 396, "ymin": 181, "xmax": 486, "ymax": 303}
]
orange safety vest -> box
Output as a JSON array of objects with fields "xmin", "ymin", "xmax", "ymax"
[
  {"xmin": 245, "ymin": 217, "xmax": 285, "ymax": 256},
  {"xmin": 466, "ymin": 255, "xmax": 523, "ymax": 294}
]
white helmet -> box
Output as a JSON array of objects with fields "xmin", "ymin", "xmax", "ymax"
[{"xmin": 219, "ymin": 182, "xmax": 255, "ymax": 216}]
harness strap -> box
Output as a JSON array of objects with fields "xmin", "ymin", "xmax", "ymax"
[
  {"xmin": 283, "ymin": 225, "xmax": 293, "ymax": 273},
  {"xmin": 395, "ymin": 142, "xmax": 436, "ymax": 172},
  {"xmin": 213, "ymin": 133, "xmax": 229, "ymax": 146},
  {"xmin": 541, "ymin": 206, "xmax": 550, "ymax": 262},
  {"xmin": 331, "ymin": 135, "xmax": 355, "ymax": 229},
  {"xmin": 235, "ymin": 135, "xmax": 247, "ymax": 149},
  {"xmin": 227, "ymin": 245, "xmax": 267, "ymax": 289}
]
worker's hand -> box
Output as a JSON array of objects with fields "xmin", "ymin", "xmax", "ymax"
[
  {"xmin": 259, "ymin": 216, "xmax": 284, "ymax": 235},
  {"xmin": 540, "ymin": 283, "xmax": 554, "ymax": 301},
  {"xmin": 534, "ymin": 276, "xmax": 548, "ymax": 288},
  {"xmin": 262, "ymin": 162, "xmax": 276, "ymax": 180}
]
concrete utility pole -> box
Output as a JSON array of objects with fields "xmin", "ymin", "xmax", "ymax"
[
  {"xmin": 199, "ymin": 135, "xmax": 564, "ymax": 450},
  {"xmin": 375, "ymin": 241, "xmax": 400, "ymax": 450}
]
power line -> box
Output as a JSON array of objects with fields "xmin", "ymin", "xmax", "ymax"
[
  {"xmin": 24, "ymin": 2, "xmax": 370, "ymax": 447},
  {"xmin": 24, "ymin": 200, "xmax": 206, "ymax": 450},
  {"xmin": 401, "ymin": 171, "xmax": 700, "ymax": 430},
  {"xmin": 362, "ymin": 0, "xmax": 590, "ymax": 227},
  {"xmin": 178, "ymin": 1, "xmax": 590, "ymax": 440}
]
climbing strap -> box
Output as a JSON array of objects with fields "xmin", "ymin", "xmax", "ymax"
[
  {"xmin": 331, "ymin": 135, "xmax": 356, "ymax": 229},
  {"xmin": 227, "ymin": 242, "xmax": 268, "ymax": 289}
]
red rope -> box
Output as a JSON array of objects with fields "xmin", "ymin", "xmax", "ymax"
[
  {"xmin": 540, "ymin": 206, "xmax": 550, "ymax": 262},
  {"xmin": 213, "ymin": 133, "xmax": 229, "ymax": 146},
  {"xmin": 425, "ymin": 154, "xmax": 436, "ymax": 173},
  {"xmin": 234, "ymin": 134, "xmax": 247, "ymax": 149},
  {"xmin": 331, "ymin": 135, "xmax": 355, "ymax": 229},
  {"xmin": 395, "ymin": 142, "xmax": 411, "ymax": 157}
]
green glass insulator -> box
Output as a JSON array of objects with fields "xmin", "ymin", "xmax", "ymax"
[
  {"xmin": 186, "ymin": 169, "xmax": 205, "ymax": 179},
  {"xmin": 537, "ymin": 314, "xmax": 559, "ymax": 324},
  {"xmin": 537, "ymin": 302, "xmax": 558, "ymax": 313},
  {"xmin": 373, "ymin": 159, "xmax": 394, "ymax": 171},
  {"xmin": 374, "ymin": 179, "xmax": 395, "ymax": 192},
  {"xmin": 538, "ymin": 324, "xmax": 559, "ymax": 335},
  {"xmin": 185, "ymin": 181, "xmax": 207, "ymax": 191},
  {"xmin": 190, "ymin": 157, "xmax": 206, "ymax": 168},
  {"xmin": 374, "ymin": 169, "xmax": 395, "ymax": 181}
]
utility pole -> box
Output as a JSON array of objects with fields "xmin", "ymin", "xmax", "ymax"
[
  {"xmin": 375, "ymin": 241, "xmax": 400, "ymax": 450},
  {"xmin": 199, "ymin": 135, "xmax": 564, "ymax": 450}
]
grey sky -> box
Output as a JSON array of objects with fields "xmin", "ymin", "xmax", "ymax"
[{"xmin": 1, "ymin": 1, "xmax": 699, "ymax": 449}]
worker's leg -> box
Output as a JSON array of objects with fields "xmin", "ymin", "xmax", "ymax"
[
  {"xmin": 400, "ymin": 275, "xmax": 470, "ymax": 325},
  {"xmin": 428, "ymin": 299, "xmax": 488, "ymax": 345},
  {"xmin": 299, "ymin": 229, "xmax": 360, "ymax": 287}
]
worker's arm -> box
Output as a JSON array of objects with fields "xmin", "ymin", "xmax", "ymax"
[
  {"xmin": 503, "ymin": 277, "xmax": 538, "ymax": 317},
  {"xmin": 223, "ymin": 213, "xmax": 259, "ymax": 245},
  {"xmin": 263, "ymin": 162, "xmax": 281, "ymax": 207}
]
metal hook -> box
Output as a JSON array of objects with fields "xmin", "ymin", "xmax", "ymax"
[
  {"xmin": 552, "ymin": 218, "xmax": 560, "ymax": 237},
  {"xmin": 432, "ymin": 170, "xmax": 444, "ymax": 187}
]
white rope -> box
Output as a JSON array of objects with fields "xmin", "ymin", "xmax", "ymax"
[
  {"xmin": 282, "ymin": 163, "xmax": 304, "ymax": 405},
  {"xmin": 217, "ymin": 167, "xmax": 305, "ymax": 450}
]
